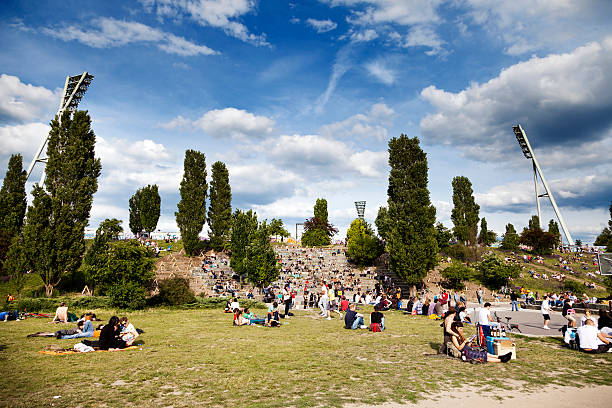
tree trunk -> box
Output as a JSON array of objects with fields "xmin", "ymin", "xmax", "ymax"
[{"xmin": 44, "ymin": 283, "xmax": 54, "ymax": 298}]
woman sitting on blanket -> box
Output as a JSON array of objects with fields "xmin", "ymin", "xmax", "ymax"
[
  {"xmin": 119, "ymin": 316, "xmax": 139, "ymax": 343},
  {"xmin": 99, "ymin": 316, "xmax": 133, "ymax": 350},
  {"xmin": 447, "ymin": 322, "xmax": 511, "ymax": 363}
]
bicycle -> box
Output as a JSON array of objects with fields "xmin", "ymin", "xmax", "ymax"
[{"xmin": 494, "ymin": 312, "xmax": 521, "ymax": 333}]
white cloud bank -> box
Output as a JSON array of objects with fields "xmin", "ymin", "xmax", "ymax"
[
  {"xmin": 43, "ymin": 17, "xmax": 218, "ymax": 56},
  {"xmin": 0, "ymin": 74, "xmax": 59, "ymax": 123}
]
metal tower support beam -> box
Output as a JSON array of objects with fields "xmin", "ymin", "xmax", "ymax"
[
  {"xmin": 513, "ymin": 124, "xmax": 574, "ymax": 246},
  {"xmin": 533, "ymin": 161, "xmax": 542, "ymax": 228},
  {"xmin": 25, "ymin": 72, "xmax": 93, "ymax": 184}
]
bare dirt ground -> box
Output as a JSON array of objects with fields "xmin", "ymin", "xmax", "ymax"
[{"xmin": 346, "ymin": 384, "xmax": 612, "ymax": 408}]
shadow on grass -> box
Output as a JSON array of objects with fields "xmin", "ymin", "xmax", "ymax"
[
  {"xmin": 0, "ymin": 344, "xmax": 7, "ymax": 351},
  {"xmin": 429, "ymin": 341, "xmax": 441, "ymax": 351}
]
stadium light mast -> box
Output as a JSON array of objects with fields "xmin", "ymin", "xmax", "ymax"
[
  {"xmin": 513, "ymin": 124, "xmax": 574, "ymax": 246},
  {"xmin": 26, "ymin": 72, "xmax": 94, "ymax": 185},
  {"xmin": 355, "ymin": 201, "xmax": 366, "ymax": 221}
]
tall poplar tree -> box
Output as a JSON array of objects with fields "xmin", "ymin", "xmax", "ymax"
[
  {"xmin": 501, "ymin": 223, "xmax": 519, "ymax": 250},
  {"xmin": 0, "ymin": 154, "xmax": 27, "ymax": 272},
  {"xmin": 208, "ymin": 161, "xmax": 232, "ymax": 251},
  {"xmin": 548, "ymin": 219, "xmax": 561, "ymax": 247},
  {"xmin": 140, "ymin": 184, "xmax": 161, "ymax": 236},
  {"xmin": 176, "ymin": 150, "xmax": 207, "ymax": 256},
  {"xmin": 230, "ymin": 209, "xmax": 258, "ymax": 278},
  {"xmin": 385, "ymin": 135, "xmax": 438, "ymax": 285},
  {"xmin": 314, "ymin": 198, "xmax": 329, "ymax": 223},
  {"xmin": 128, "ymin": 189, "xmax": 143, "ymax": 237},
  {"xmin": 22, "ymin": 111, "xmax": 101, "ymax": 297},
  {"xmin": 478, "ymin": 218, "xmax": 497, "ymax": 246},
  {"xmin": 451, "ymin": 176, "xmax": 480, "ymax": 245}
]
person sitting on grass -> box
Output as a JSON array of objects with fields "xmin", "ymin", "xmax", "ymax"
[
  {"xmin": 234, "ymin": 309, "xmax": 252, "ymax": 326},
  {"xmin": 119, "ymin": 317, "xmax": 139, "ymax": 343},
  {"xmin": 344, "ymin": 304, "xmax": 366, "ymax": 330},
  {"xmin": 577, "ymin": 318, "xmax": 612, "ymax": 353},
  {"xmin": 99, "ymin": 316, "xmax": 133, "ymax": 350},
  {"xmin": 267, "ymin": 302, "xmax": 281, "ymax": 327},
  {"xmin": 370, "ymin": 304, "xmax": 385, "ymax": 332},
  {"xmin": 52, "ymin": 302, "xmax": 69, "ymax": 323},
  {"xmin": 448, "ymin": 322, "xmax": 512, "ymax": 363}
]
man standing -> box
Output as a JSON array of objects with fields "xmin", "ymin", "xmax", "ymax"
[
  {"xmin": 510, "ymin": 291, "xmax": 519, "ymax": 312},
  {"xmin": 478, "ymin": 302, "xmax": 492, "ymax": 326},
  {"xmin": 477, "ymin": 288, "xmax": 483, "ymax": 304},
  {"xmin": 541, "ymin": 295, "xmax": 551, "ymax": 330}
]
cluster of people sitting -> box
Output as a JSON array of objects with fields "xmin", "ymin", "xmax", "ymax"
[
  {"xmin": 564, "ymin": 309, "xmax": 612, "ymax": 354},
  {"xmin": 343, "ymin": 303, "xmax": 385, "ymax": 331}
]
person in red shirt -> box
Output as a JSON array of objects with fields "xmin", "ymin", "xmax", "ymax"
[{"xmin": 340, "ymin": 296, "xmax": 349, "ymax": 312}]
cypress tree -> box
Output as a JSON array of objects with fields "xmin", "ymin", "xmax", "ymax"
[
  {"xmin": 301, "ymin": 198, "xmax": 336, "ymax": 246},
  {"xmin": 176, "ymin": 150, "xmax": 207, "ymax": 256},
  {"xmin": 501, "ymin": 223, "xmax": 520, "ymax": 251},
  {"xmin": 528, "ymin": 215, "xmax": 540, "ymax": 231},
  {"xmin": 375, "ymin": 206, "xmax": 389, "ymax": 241},
  {"xmin": 385, "ymin": 135, "xmax": 438, "ymax": 285},
  {"xmin": 0, "ymin": 154, "xmax": 27, "ymax": 237},
  {"xmin": 0, "ymin": 154, "xmax": 27, "ymax": 272},
  {"xmin": 314, "ymin": 198, "xmax": 329, "ymax": 223},
  {"xmin": 128, "ymin": 189, "xmax": 143, "ymax": 237},
  {"xmin": 478, "ymin": 218, "xmax": 496, "ymax": 246},
  {"xmin": 230, "ymin": 209, "xmax": 258, "ymax": 278},
  {"xmin": 140, "ymin": 184, "xmax": 161, "ymax": 236},
  {"xmin": 22, "ymin": 111, "xmax": 101, "ymax": 297},
  {"xmin": 208, "ymin": 161, "xmax": 232, "ymax": 251},
  {"xmin": 451, "ymin": 176, "xmax": 480, "ymax": 245}
]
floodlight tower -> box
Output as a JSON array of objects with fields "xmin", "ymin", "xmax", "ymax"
[
  {"xmin": 355, "ymin": 201, "xmax": 366, "ymax": 221},
  {"xmin": 26, "ymin": 72, "xmax": 94, "ymax": 185},
  {"xmin": 513, "ymin": 124, "xmax": 574, "ymax": 246}
]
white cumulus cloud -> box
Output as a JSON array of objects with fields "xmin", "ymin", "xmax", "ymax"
[
  {"xmin": 306, "ymin": 18, "xmax": 338, "ymax": 33},
  {"xmin": 0, "ymin": 74, "xmax": 60, "ymax": 124}
]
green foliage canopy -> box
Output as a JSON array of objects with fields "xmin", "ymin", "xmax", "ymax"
[
  {"xmin": 208, "ymin": 161, "xmax": 232, "ymax": 251},
  {"xmin": 230, "ymin": 209, "xmax": 258, "ymax": 277},
  {"xmin": 477, "ymin": 255, "xmax": 520, "ymax": 290},
  {"xmin": 244, "ymin": 221, "xmax": 280, "ymax": 288},
  {"xmin": 176, "ymin": 150, "xmax": 208, "ymax": 256},
  {"xmin": 451, "ymin": 176, "xmax": 480, "ymax": 246},
  {"xmin": 501, "ymin": 223, "xmax": 520, "ymax": 251},
  {"xmin": 346, "ymin": 218, "xmax": 384, "ymax": 267}
]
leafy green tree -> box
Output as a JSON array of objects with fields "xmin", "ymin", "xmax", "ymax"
[
  {"xmin": 104, "ymin": 240, "xmax": 156, "ymax": 288},
  {"xmin": 548, "ymin": 219, "xmax": 561, "ymax": 248},
  {"xmin": 520, "ymin": 227, "xmax": 557, "ymax": 255},
  {"xmin": 230, "ymin": 209, "xmax": 258, "ymax": 277},
  {"xmin": 128, "ymin": 189, "xmax": 143, "ymax": 236},
  {"xmin": 301, "ymin": 199, "xmax": 338, "ymax": 247},
  {"xmin": 375, "ymin": 206, "xmax": 389, "ymax": 241},
  {"xmin": 346, "ymin": 218, "xmax": 384, "ymax": 267},
  {"xmin": 176, "ymin": 150, "xmax": 207, "ymax": 256},
  {"xmin": 385, "ymin": 135, "xmax": 438, "ymax": 285},
  {"xmin": 80, "ymin": 232, "xmax": 109, "ymax": 294},
  {"xmin": 140, "ymin": 184, "xmax": 161, "ymax": 236},
  {"xmin": 594, "ymin": 203, "xmax": 612, "ymax": 251},
  {"xmin": 21, "ymin": 111, "xmax": 101, "ymax": 297},
  {"xmin": 478, "ymin": 218, "xmax": 497, "ymax": 246},
  {"xmin": 435, "ymin": 222, "xmax": 453, "ymax": 252},
  {"xmin": 0, "ymin": 154, "xmax": 27, "ymax": 272},
  {"xmin": 269, "ymin": 218, "xmax": 290, "ymax": 241},
  {"xmin": 244, "ymin": 221, "xmax": 280, "ymax": 288},
  {"xmin": 158, "ymin": 277, "xmax": 196, "ymax": 305},
  {"xmin": 314, "ymin": 198, "xmax": 329, "ymax": 222},
  {"xmin": 3, "ymin": 234, "xmax": 27, "ymax": 296},
  {"xmin": 208, "ymin": 161, "xmax": 232, "ymax": 251},
  {"xmin": 451, "ymin": 176, "xmax": 480, "ymax": 246},
  {"xmin": 477, "ymin": 255, "xmax": 520, "ymax": 290},
  {"xmin": 0, "ymin": 154, "xmax": 27, "ymax": 238},
  {"xmin": 441, "ymin": 262, "xmax": 473, "ymax": 290},
  {"xmin": 501, "ymin": 223, "xmax": 520, "ymax": 251},
  {"xmin": 528, "ymin": 215, "xmax": 540, "ymax": 230},
  {"xmin": 575, "ymin": 239, "xmax": 583, "ymax": 247},
  {"xmin": 97, "ymin": 218, "xmax": 123, "ymax": 240}
]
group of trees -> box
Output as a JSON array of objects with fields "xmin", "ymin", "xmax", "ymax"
[
  {"xmin": 594, "ymin": 202, "xmax": 612, "ymax": 252},
  {"xmin": 229, "ymin": 210, "xmax": 279, "ymax": 288},
  {"xmin": 499, "ymin": 215, "xmax": 562, "ymax": 255}
]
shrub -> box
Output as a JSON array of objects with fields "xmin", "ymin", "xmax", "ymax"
[
  {"xmin": 158, "ymin": 277, "xmax": 196, "ymax": 306},
  {"xmin": 563, "ymin": 280, "xmax": 584, "ymax": 295},
  {"xmin": 441, "ymin": 262, "xmax": 473, "ymax": 290},
  {"xmin": 108, "ymin": 282, "xmax": 147, "ymax": 310},
  {"xmin": 477, "ymin": 255, "xmax": 520, "ymax": 290},
  {"xmin": 445, "ymin": 243, "xmax": 481, "ymax": 263}
]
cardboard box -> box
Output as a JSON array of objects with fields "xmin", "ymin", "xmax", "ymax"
[{"xmin": 493, "ymin": 343, "xmax": 516, "ymax": 360}]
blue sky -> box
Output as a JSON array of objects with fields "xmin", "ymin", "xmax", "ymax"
[{"xmin": 1, "ymin": 0, "xmax": 611, "ymax": 244}]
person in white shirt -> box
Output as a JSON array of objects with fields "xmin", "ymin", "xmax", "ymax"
[
  {"xmin": 230, "ymin": 298, "xmax": 240, "ymax": 311},
  {"xmin": 541, "ymin": 296, "xmax": 551, "ymax": 330},
  {"xmin": 478, "ymin": 303, "xmax": 492, "ymax": 326},
  {"xmin": 577, "ymin": 318, "xmax": 612, "ymax": 353}
]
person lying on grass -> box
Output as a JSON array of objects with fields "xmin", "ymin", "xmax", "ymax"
[
  {"xmin": 448, "ymin": 322, "xmax": 512, "ymax": 363},
  {"xmin": 234, "ymin": 309, "xmax": 252, "ymax": 326},
  {"xmin": 28, "ymin": 317, "xmax": 94, "ymax": 339},
  {"xmin": 243, "ymin": 308, "xmax": 266, "ymax": 325}
]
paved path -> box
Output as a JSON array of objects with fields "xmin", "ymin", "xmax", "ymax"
[{"xmin": 467, "ymin": 302, "xmax": 575, "ymax": 336}]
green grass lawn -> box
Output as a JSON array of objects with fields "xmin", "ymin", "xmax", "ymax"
[{"xmin": 1, "ymin": 307, "xmax": 611, "ymax": 408}]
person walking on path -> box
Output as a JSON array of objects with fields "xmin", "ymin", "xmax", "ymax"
[
  {"xmin": 510, "ymin": 291, "xmax": 519, "ymax": 312},
  {"xmin": 541, "ymin": 295, "xmax": 552, "ymax": 330},
  {"xmin": 477, "ymin": 288, "xmax": 483, "ymax": 304}
]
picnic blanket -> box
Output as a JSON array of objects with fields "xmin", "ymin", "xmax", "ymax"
[{"xmin": 39, "ymin": 345, "xmax": 140, "ymax": 356}]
